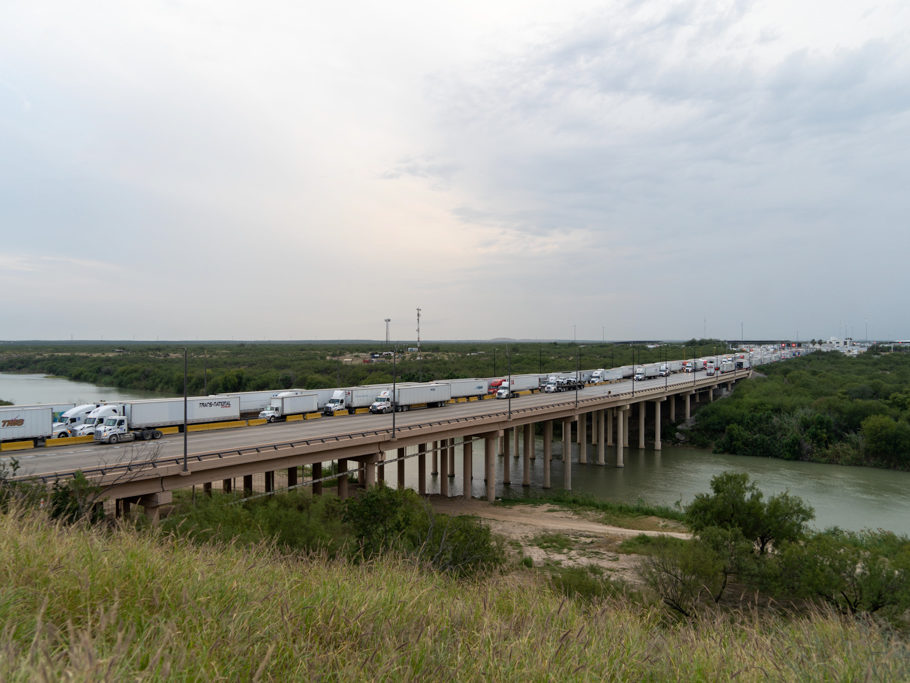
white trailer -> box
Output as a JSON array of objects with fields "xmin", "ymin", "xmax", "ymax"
[
  {"xmin": 0, "ymin": 406, "xmax": 54, "ymax": 444},
  {"xmin": 668, "ymin": 360, "xmax": 683, "ymax": 373},
  {"xmin": 94, "ymin": 396, "xmax": 241, "ymax": 444},
  {"xmin": 617, "ymin": 366, "xmax": 634, "ymax": 378},
  {"xmin": 589, "ymin": 369, "xmax": 607, "ymax": 384},
  {"xmin": 438, "ymin": 378, "xmax": 489, "ymax": 399},
  {"xmin": 218, "ymin": 390, "xmax": 283, "ymax": 415},
  {"xmin": 259, "ymin": 393, "xmax": 319, "ymax": 422},
  {"xmin": 370, "ymin": 383, "xmax": 452, "ymax": 413}
]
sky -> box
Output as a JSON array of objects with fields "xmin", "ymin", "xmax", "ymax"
[{"xmin": 2, "ymin": 0, "xmax": 908, "ymax": 343}]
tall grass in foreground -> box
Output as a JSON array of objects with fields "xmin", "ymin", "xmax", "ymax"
[{"xmin": 0, "ymin": 508, "xmax": 907, "ymax": 681}]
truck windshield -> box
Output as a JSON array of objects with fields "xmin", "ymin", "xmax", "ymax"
[
  {"xmin": 103, "ymin": 417, "xmax": 118, "ymax": 426},
  {"xmin": 84, "ymin": 417, "xmax": 97, "ymax": 426}
]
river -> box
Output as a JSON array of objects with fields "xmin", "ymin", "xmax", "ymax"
[
  {"xmin": 0, "ymin": 372, "xmax": 163, "ymax": 405},
  {"xmin": 403, "ymin": 440, "xmax": 910, "ymax": 536}
]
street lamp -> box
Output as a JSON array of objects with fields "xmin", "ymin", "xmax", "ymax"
[
  {"xmin": 507, "ymin": 345, "xmax": 512, "ymax": 420},
  {"xmin": 182, "ymin": 347, "xmax": 188, "ymax": 472},
  {"xmin": 391, "ymin": 345, "xmax": 397, "ymax": 438},
  {"xmin": 575, "ymin": 346, "xmax": 580, "ymax": 409}
]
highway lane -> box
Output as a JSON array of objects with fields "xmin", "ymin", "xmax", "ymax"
[{"xmin": 4, "ymin": 371, "xmax": 721, "ymax": 477}]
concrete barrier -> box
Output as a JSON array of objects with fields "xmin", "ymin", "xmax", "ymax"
[
  {"xmin": 304, "ymin": 412, "xmax": 322, "ymax": 420},
  {"xmin": 286, "ymin": 414, "xmax": 304, "ymax": 422},
  {"xmin": 0, "ymin": 440, "xmax": 33, "ymax": 452},
  {"xmin": 247, "ymin": 418, "xmax": 268, "ymax": 426},
  {"xmin": 45, "ymin": 435, "xmax": 94, "ymax": 447},
  {"xmin": 188, "ymin": 420, "xmax": 247, "ymax": 433}
]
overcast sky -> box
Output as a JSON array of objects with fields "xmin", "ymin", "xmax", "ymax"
[{"xmin": 2, "ymin": 1, "xmax": 907, "ymax": 342}]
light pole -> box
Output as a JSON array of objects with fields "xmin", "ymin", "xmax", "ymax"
[
  {"xmin": 631, "ymin": 346, "xmax": 636, "ymax": 397},
  {"xmin": 384, "ymin": 318, "xmax": 391, "ymax": 345},
  {"xmin": 182, "ymin": 347, "xmax": 188, "ymax": 473},
  {"xmin": 575, "ymin": 346, "xmax": 580, "ymax": 409},
  {"xmin": 507, "ymin": 345, "xmax": 512, "ymax": 420},
  {"xmin": 391, "ymin": 345, "xmax": 397, "ymax": 437}
]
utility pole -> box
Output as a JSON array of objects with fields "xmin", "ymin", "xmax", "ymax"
[
  {"xmin": 416, "ymin": 307, "xmax": 421, "ymax": 359},
  {"xmin": 384, "ymin": 318, "xmax": 390, "ymax": 345}
]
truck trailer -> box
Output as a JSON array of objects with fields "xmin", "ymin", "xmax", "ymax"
[
  {"xmin": 0, "ymin": 406, "xmax": 54, "ymax": 444},
  {"xmin": 323, "ymin": 387, "xmax": 389, "ymax": 416},
  {"xmin": 369, "ymin": 383, "xmax": 452, "ymax": 413},
  {"xmin": 94, "ymin": 396, "xmax": 241, "ymax": 444},
  {"xmin": 258, "ymin": 392, "xmax": 319, "ymax": 422},
  {"xmin": 438, "ymin": 378, "xmax": 489, "ymax": 400}
]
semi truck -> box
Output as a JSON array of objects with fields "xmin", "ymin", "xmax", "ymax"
[
  {"xmin": 258, "ymin": 392, "xmax": 319, "ymax": 422},
  {"xmin": 495, "ymin": 375, "xmax": 540, "ymax": 398},
  {"xmin": 72, "ymin": 403, "xmax": 125, "ymax": 437},
  {"xmin": 369, "ymin": 383, "xmax": 452, "ymax": 413},
  {"xmin": 0, "ymin": 405, "xmax": 55, "ymax": 445},
  {"xmin": 52, "ymin": 403, "xmax": 101, "ymax": 437},
  {"xmin": 323, "ymin": 387, "xmax": 388, "ymax": 416},
  {"xmin": 94, "ymin": 396, "xmax": 241, "ymax": 444}
]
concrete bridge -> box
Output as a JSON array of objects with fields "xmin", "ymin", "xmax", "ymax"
[{"xmin": 21, "ymin": 370, "xmax": 748, "ymax": 519}]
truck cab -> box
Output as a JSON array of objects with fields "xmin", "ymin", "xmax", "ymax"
[
  {"xmin": 369, "ymin": 390, "xmax": 393, "ymax": 414},
  {"xmin": 323, "ymin": 391, "xmax": 347, "ymax": 416}
]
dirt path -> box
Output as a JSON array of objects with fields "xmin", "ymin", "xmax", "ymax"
[{"xmin": 430, "ymin": 497, "xmax": 689, "ymax": 584}]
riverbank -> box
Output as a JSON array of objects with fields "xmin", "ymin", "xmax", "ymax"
[{"xmin": 430, "ymin": 496, "xmax": 688, "ymax": 586}]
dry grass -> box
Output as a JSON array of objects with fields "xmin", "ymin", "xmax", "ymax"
[{"xmin": 0, "ymin": 507, "xmax": 907, "ymax": 681}]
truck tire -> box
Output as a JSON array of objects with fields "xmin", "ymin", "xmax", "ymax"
[
  {"xmin": 109, "ymin": 434, "xmax": 119, "ymax": 444},
  {"xmin": 152, "ymin": 430, "xmax": 162, "ymax": 439},
  {"xmin": 56, "ymin": 432, "xmax": 68, "ymax": 438},
  {"xmin": 268, "ymin": 416, "xmax": 275, "ymax": 423}
]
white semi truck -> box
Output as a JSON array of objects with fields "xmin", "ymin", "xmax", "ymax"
[
  {"xmin": 369, "ymin": 383, "xmax": 452, "ymax": 413},
  {"xmin": 72, "ymin": 403, "xmax": 125, "ymax": 436},
  {"xmin": 495, "ymin": 374, "xmax": 541, "ymax": 399},
  {"xmin": 94, "ymin": 396, "xmax": 241, "ymax": 444},
  {"xmin": 258, "ymin": 392, "xmax": 319, "ymax": 422},
  {"xmin": 323, "ymin": 387, "xmax": 388, "ymax": 416},
  {"xmin": 52, "ymin": 403, "xmax": 101, "ymax": 437}
]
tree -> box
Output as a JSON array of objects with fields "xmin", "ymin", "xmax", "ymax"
[{"xmin": 685, "ymin": 471, "xmax": 813, "ymax": 554}]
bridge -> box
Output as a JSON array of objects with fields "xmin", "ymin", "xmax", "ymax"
[{"xmin": 14, "ymin": 369, "xmax": 749, "ymax": 519}]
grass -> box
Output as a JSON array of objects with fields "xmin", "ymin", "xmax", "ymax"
[
  {"xmin": 1, "ymin": 506, "xmax": 908, "ymax": 680},
  {"xmin": 531, "ymin": 532, "xmax": 575, "ymax": 553}
]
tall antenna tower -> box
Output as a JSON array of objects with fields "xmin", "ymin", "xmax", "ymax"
[
  {"xmin": 416, "ymin": 306, "xmax": 422, "ymax": 358},
  {"xmin": 384, "ymin": 318, "xmax": 391, "ymax": 344}
]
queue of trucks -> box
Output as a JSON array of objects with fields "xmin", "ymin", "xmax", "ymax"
[{"xmin": 2, "ymin": 348, "xmax": 785, "ymax": 447}]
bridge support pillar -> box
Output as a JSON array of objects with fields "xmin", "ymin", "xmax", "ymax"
[
  {"xmin": 431, "ymin": 442, "xmax": 439, "ymax": 476},
  {"xmin": 312, "ymin": 463, "xmax": 323, "ymax": 496},
  {"xmin": 287, "ymin": 466, "xmax": 298, "ymax": 488},
  {"xmin": 669, "ymin": 395, "xmax": 676, "ymax": 422},
  {"xmin": 616, "ymin": 407, "xmax": 627, "ymax": 467},
  {"xmin": 578, "ymin": 412, "xmax": 587, "ymax": 464},
  {"xmin": 448, "ymin": 439, "xmax": 456, "ymax": 478},
  {"xmin": 363, "ymin": 453, "xmax": 378, "ymax": 489},
  {"xmin": 397, "ymin": 447, "xmax": 406, "ymax": 490},
  {"xmin": 463, "ymin": 439, "xmax": 473, "ymax": 500},
  {"xmin": 503, "ymin": 429, "xmax": 512, "ymax": 486},
  {"xmin": 637, "ymin": 402, "xmax": 646, "ymax": 449},
  {"xmin": 440, "ymin": 443, "xmax": 450, "ymax": 497},
  {"xmin": 653, "ymin": 399, "xmax": 663, "ymax": 450},
  {"xmin": 140, "ymin": 490, "xmax": 172, "ymax": 523},
  {"xmin": 418, "ymin": 444, "xmax": 426, "ymax": 495},
  {"xmin": 543, "ymin": 421, "xmax": 552, "ymax": 489},
  {"xmin": 484, "ymin": 433, "xmax": 497, "ymax": 502},
  {"xmin": 606, "ymin": 408, "xmax": 614, "ymax": 446},
  {"xmin": 523, "ymin": 425, "xmax": 532, "ymax": 486},
  {"xmin": 708, "ymin": 387, "xmax": 714, "ymax": 402},
  {"xmin": 222, "ymin": 478, "xmax": 232, "ymax": 493},
  {"xmin": 563, "ymin": 418, "xmax": 574, "ymax": 490},
  {"xmin": 337, "ymin": 460, "xmax": 349, "ymax": 500},
  {"xmin": 514, "ymin": 427, "xmax": 520, "ymax": 459},
  {"xmin": 597, "ymin": 409, "xmax": 606, "ymax": 465},
  {"xmin": 623, "ymin": 409, "xmax": 630, "ymax": 447},
  {"xmin": 243, "ymin": 474, "xmax": 253, "ymax": 496},
  {"xmin": 265, "ymin": 471, "xmax": 275, "ymax": 493},
  {"xmin": 377, "ymin": 452, "xmax": 385, "ymax": 483},
  {"xmin": 684, "ymin": 393, "xmax": 692, "ymax": 420}
]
